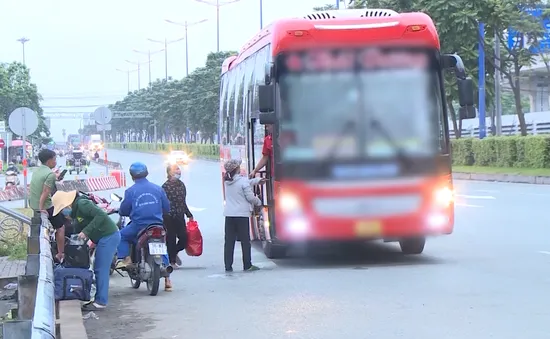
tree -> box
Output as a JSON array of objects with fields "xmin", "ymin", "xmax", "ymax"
[
  {"xmin": 105, "ymin": 51, "xmax": 236, "ymax": 143},
  {"xmin": 0, "ymin": 62, "xmax": 50, "ymax": 142},
  {"xmin": 478, "ymin": 0, "xmax": 546, "ymax": 135}
]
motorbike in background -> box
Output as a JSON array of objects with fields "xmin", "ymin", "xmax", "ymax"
[
  {"xmin": 109, "ymin": 193, "xmax": 171, "ymax": 296},
  {"xmin": 5, "ymin": 170, "xmax": 20, "ymax": 188}
]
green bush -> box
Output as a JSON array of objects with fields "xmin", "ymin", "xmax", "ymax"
[
  {"xmin": 108, "ymin": 142, "xmax": 220, "ymax": 160},
  {"xmin": 451, "ymin": 135, "xmax": 550, "ymax": 168}
]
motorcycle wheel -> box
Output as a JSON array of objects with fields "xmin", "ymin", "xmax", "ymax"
[{"xmin": 146, "ymin": 255, "xmax": 160, "ymax": 296}]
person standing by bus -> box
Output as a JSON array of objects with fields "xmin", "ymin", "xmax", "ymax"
[{"xmin": 249, "ymin": 125, "xmax": 273, "ymax": 178}]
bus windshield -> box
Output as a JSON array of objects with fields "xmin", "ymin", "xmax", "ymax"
[{"xmin": 277, "ymin": 47, "xmax": 445, "ymax": 162}]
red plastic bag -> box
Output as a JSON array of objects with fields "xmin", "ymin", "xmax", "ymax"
[{"xmin": 185, "ymin": 220, "xmax": 203, "ymax": 256}]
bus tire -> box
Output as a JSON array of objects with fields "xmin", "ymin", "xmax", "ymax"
[
  {"xmin": 399, "ymin": 237, "xmax": 425, "ymax": 255},
  {"xmin": 263, "ymin": 241, "xmax": 287, "ymax": 259}
]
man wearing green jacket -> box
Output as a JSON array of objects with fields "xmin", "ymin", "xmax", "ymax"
[{"xmin": 52, "ymin": 190, "xmax": 120, "ymax": 311}]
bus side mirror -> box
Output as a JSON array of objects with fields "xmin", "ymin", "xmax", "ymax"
[
  {"xmin": 459, "ymin": 106, "xmax": 476, "ymax": 120},
  {"xmin": 258, "ymin": 84, "xmax": 274, "ymax": 113},
  {"xmin": 259, "ymin": 112, "xmax": 276, "ymax": 125},
  {"xmin": 458, "ymin": 78, "xmax": 474, "ymax": 107}
]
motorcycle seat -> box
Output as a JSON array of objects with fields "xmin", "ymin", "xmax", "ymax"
[{"xmin": 137, "ymin": 224, "xmax": 165, "ymax": 238}]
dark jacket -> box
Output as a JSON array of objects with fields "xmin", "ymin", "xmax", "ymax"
[
  {"xmin": 162, "ymin": 178, "xmax": 193, "ymax": 220},
  {"xmin": 71, "ymin": 196, "xmax": 118, "ymax": 243}
]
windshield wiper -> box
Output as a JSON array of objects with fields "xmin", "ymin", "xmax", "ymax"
[
  {"xmin": 368, "ymin": 118, "xmax": 412, "ymax": 168},
  {"xmin": 321, "ymin": 119, "xmax": 356, "ymax": 162}
]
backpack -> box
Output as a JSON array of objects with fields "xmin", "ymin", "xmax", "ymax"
[{"xmin": 54, "ymin": 266, "xmax": 93, "ymax": 301}]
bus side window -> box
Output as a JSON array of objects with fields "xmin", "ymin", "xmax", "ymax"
[{"xmin": 253, "ymin": 119, "xmax": 266, "ymax": 163}]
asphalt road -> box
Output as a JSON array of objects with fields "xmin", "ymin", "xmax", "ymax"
[{"xmin": 60, "ymin": 149, "xmax": 550, "ymax": 338}]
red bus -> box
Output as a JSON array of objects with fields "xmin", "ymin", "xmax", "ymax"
[{"xmin": 219, "ymin": 8, "xmax": 475, "ymax": 259}]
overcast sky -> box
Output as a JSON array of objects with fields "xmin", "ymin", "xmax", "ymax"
[{"xmin": 0, "ymin": 0, "xmax": 333, "ymax": 141}]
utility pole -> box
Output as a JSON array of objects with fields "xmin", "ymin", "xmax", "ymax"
[
  {"xmin": 148, "ymin": 37, "xmax": 185, "ymax": 80},
  {"xmin": 194, "ymin": 0, "xmax": 240, "ymax": 52},
  {"xmin": 16, "ymin": 37, "xmax": 29, "ymax": 64},
  {"xmin": 165, "ymin": 18, "xmax": 207, "ymax": 76}
]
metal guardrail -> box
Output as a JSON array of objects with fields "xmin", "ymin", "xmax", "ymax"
[
  {"xmin": 2, "ymin": 212, "xmax": 55, "ymax": 339},
  {"xmin": 92, "ymin": 158, "xmax": 123, "ymax": 169}
]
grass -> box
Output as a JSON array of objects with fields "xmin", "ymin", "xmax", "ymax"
[
  {"xmin": 0, "ymin": 208, "xmax": 33, "ymax": 260},
  {"xmin": 453, "ymin": 165, "xmax": 550, "ymax": 176}
]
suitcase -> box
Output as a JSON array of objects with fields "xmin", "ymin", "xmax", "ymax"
[
  {"xmin": 64, "ymin": 235, "xmax": 90, "ymax": 269},
  {"xmin": 54, "ymin": 266, "xmax": 93, "ymax": 301}
]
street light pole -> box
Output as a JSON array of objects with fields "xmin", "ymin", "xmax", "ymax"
[
  {"xmin": 164, "ymin": 38, "xmax": 168, "ymax": 80},
  {"xmin": 194, "ymin": 0, "xmax": 240, "ymax": 52},
  {"xmin": 126, "ymin": 59, "xmax": 150, "ymax": 90},
  {"xmin": 148, "ymin": 37, "xmax": 185, "ymax": 80},
  {"xmin": 260, "ymin": 0, "xmax": 263, "ymax": 29},
  {"xmin": 116, "ymin": 68, "xmax": 138, "ymax": 93},
  {"xmin": 133, "ymin": 48, "xmax": 164, "ymax": 86},
  {"xmin": 165, "ymin": 18, "xmax": 207, "ymax": 76},
  {"xmin": 16, "ymin": 37, "xmax": 29, "ymax": 65}
]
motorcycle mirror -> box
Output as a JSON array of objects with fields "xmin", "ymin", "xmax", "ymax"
[{"xmin": 110, "ymin": 193, "xmax": 122, "ymax": 201}]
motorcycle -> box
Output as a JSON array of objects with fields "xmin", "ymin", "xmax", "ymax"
[
  {"xmin": 110, "ymin": 193, "xmax": 172, "ymax": 296},
  {"xmin": 5, "ymin": 170, "xmax": 20, "ymax": 188}
]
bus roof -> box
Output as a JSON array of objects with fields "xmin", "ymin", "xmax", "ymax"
[{"xmin": 222, "ymin": 9, "xmax": 439, "ymax": 74}]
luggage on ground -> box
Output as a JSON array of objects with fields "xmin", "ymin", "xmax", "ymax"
[
  {"xmin": 54, "ymin": 266, "xmax": 93, "ymax": 301},
  {"xmin": 64, "ymin": 234, "xmax": 90, "ymax": 269}
]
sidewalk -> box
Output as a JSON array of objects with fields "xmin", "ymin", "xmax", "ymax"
[{"xmin": 0, "ymin": 257, "xmax": 24, "ymax": 279}]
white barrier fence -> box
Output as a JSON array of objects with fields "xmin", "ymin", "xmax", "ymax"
[{"xmin": 450, "ymin": 111, "xmax": 550, "ymax": 138}]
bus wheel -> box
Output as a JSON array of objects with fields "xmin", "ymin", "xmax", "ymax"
[
  {"xmin": 263, "ymin": 241, "xmax": 287, "ymax": 259},
  {"xmin": 399, "ymin": 237, "xmax": 425, "ymax": 255}
]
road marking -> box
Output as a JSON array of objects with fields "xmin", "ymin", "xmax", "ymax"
[
  {"xmin": 474, "ymin": 189, "xmax": 500, "ymax": 193},
  {"xmin": 455, "ymin": 203, "xmax": 483, "ymax": 208},
  {"xmin": 538, "ymin": 251, "xmax": 550, "ymax": 255},
  {"xmin": 188, "ymin": 206, "xmax": 206, "ymax": 212},
  {"xmin": 456, "ymin": 194, "xmax": 496, "ymax": 200}
]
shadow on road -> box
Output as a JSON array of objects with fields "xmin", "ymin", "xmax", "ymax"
[
  {"xmin": 255, "ymin": 241, "xmax": 444, "ymax": 269},
  {"xmin": 84, "ymin": 288, "xmax": 156, "ymax": 339}
]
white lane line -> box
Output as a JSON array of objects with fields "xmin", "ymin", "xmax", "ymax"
[
  {"xmin": 456, "ymin": 194, "xmax": 496, "ymax": 200},
  {"xmin": 474, "ymin": 189, "xmax": 500, "ymax": 193},
  {"xmin": 189, "ymin": 206, "xmax": 206, "ymax": 212},
  {"xmin": 456, "ymin": 203, "xmax": 483, "ymax": 208},
  {"xmin": 538, "ymin": 251, "xmax": 550, "ymax": 255}
]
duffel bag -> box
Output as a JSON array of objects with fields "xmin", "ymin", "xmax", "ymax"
[{"xmin": 54, "ymin": 266, "xmax": 93, "ymax": 301}]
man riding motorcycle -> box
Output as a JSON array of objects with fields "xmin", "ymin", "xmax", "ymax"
[
  {"xmin": 116, "ymin": 162, "xmax": 170, "ymax": 270},
  {"xmin": 6, "ymin": 162, "xmax": 19, "ymax": 173}
]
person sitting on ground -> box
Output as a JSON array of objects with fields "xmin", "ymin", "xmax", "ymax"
[
  {"xmin": 51, "ymin": 190, "xmax": 121, "ymax": 311},
  {"xmin": 29, "ymin": 149, "xmax": 66, "ymax": 262},
  {"xmin": 223, "ymin": 159, "xmax": 265, "ymax": 273}
]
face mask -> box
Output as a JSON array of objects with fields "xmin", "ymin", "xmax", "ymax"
[
  {"xmin": 173, "ymin": 174, "xmax": 181, "ymax": 179},
  {"xmin": 62, "ymin": 207, "xmax": 72, "ymax": 216}
]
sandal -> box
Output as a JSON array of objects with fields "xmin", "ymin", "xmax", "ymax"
[
  {"xmin": 82, "ymin": 301, "xmax": 106, "ymax": 311},
  {"xmin": 164, "ymin": 279, "xmax": 173, "ymax": 292}
]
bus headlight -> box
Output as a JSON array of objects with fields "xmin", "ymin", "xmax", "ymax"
[
  {"xmin": 286, "ymin": 217, "xmax": 309, "ymax": 235},
  {"xmin": 433, "ymin": 187, "xmax": 454, "ymax": 207},
  {"xmin": 280, "ymin": 192, "xmax": 302, "ymax": 213},
  {"xmin": 426, "ymin": 212, "xmax": 449, "ymax": 229}
]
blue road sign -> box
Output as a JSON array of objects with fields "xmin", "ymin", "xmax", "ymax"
[{"xmin": 507, "ymin": 6, "xmax": 550, "ymax": 53}]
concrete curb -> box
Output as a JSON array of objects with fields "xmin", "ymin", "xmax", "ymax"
[{"xmin": 453, "ymin": 172, "xmax": 550, "ymax": 185}]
